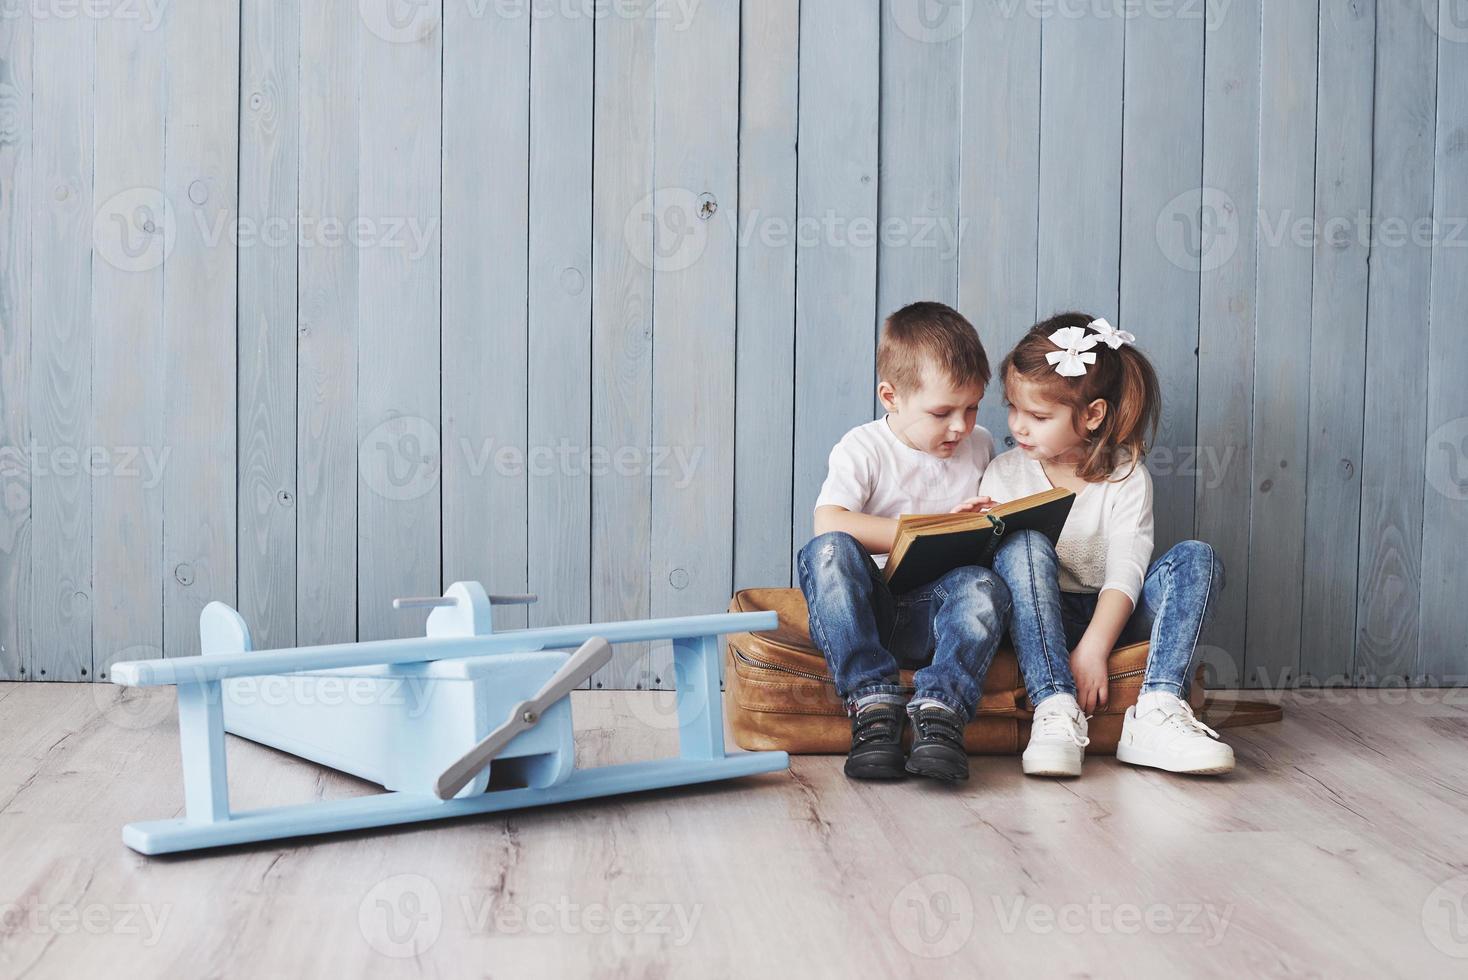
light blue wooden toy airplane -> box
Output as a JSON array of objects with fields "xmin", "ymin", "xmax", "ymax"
[{"xmin": 108, "ymin": 582, "xmax": 788, "ymax": 855}]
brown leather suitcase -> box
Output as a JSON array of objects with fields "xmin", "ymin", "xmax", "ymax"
[{"xmin": 725, "ymin": 588, "xmax": 1279, "ymax": 755}]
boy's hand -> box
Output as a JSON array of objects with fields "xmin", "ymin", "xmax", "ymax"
[
  {"xmin": 1069, "ymin": 643, "xmax": 1110, "ymax": 714},
  {"xmin": 949, "ymin": 495, "xmax": 995, "ymax": 515}
]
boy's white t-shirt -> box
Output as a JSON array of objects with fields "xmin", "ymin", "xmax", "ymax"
[
  {"xmin": 977, "ymin": 447, "xmax": 1155, "ymax": 604},
  {"xmin": 814, "ymin": 415, "xmax": 996, "ymax": 569}
]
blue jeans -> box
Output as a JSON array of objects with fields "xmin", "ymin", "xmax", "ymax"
[
  {"xmin": 796, "ymin": 531, "xmax": 1012, "ymax": 722},
  {"xmin": 989, "ymin": 530, "xmax": 1223, "ymax": 705}
]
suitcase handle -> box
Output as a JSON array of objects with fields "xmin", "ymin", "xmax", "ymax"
[{"xmin": 1202, "ymin": 696, "xmax": 1283, "ymax": 729}]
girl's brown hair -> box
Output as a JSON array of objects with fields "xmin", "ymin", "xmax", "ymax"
[{"xmin": 1000, "ymin": 311, "xmax": 1161, "ymax": 483}]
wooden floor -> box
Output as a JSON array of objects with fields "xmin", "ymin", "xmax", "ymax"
[{"xmin": 2, "ymin": 683, "xmax": 1466, "ymax": 978}]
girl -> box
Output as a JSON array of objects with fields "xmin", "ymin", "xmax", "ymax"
[{"xmin": 977, "ymin": 312, "xmax": 1233, "ymax": 777}]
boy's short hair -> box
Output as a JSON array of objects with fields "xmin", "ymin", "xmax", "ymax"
[{"xmin": 877, "ymin": 302, "xmax": 991, "ymax": 394}]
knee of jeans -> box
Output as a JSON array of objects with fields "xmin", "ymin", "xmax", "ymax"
[
  {"xmin": 1173, "ymin": 539, "xmax": 1224, "ymax": 589},
  {"xmin": 800, "ymin": 530, "xmax": 865, "ymax": 573},
  {"xmin": 946, "ymin": 565, "xmax": 1012, "ymax": 614},
  {"xmin": 1168, "ymin": 536, "xmax": 1227, "ymax": 589},
  {"xmin": 993, "ymin": 529, "xmax": 1054, "ymax": 572},
  {"xmin": 1013, "ymin": 528, "xmax": 1055, "ymax": 556}
]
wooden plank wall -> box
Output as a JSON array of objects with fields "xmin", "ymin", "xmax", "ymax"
[
  {"xmin": 1245, "ymin": 0, "xmax": 1318, "ymax": 691},
  {"xmin": 1, "ymin": 0, "xmax": 1465, "ymax": 689}
]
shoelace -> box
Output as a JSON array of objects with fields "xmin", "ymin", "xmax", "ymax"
[
  {"xmin": 1159, "ymin": 702, "xmax": 1222, "ymax": 740},
  {"xmin": 1034, "ymin": 709, "xmax": 1091, "ymax": 747}
]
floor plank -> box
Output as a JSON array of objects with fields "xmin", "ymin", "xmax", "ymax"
[{"xmin": 1, "ymin": 684, "xmax": 1464, "ymax": 977}]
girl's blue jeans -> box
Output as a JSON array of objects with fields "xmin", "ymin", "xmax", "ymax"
[
  {"xmin": 989, "ymin": 530, "xmax": 1224, "ymax": 707},
  {"xmin": 796, "ymin": 530, "xmax": 1012, "ymax": 722}
]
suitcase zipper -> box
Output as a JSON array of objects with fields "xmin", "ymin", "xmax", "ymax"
[{"xmin": 733, "ymin": 647, "xmax": 868, "ymax": 684}]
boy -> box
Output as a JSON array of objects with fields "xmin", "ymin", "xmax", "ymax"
[{"xmin": 797, "ymin": 302, "xmax": 1011, "ymax": 783}]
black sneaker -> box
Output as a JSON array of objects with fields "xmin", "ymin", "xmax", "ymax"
[
  {"xmin": 843, "ymin": 702, "xmax": 908, "ymax": 780},
  {"xmin": 904, "ymin": 704, "xmax": 969, "ymax": 782}
]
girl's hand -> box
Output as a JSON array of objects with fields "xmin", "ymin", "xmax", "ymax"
[
  {"xmin": 949, "ymin": 496, "xmax": 996, "ymax": 515},
  {"xmin": 1069, "ymin": 644, "xmax": 1110, "ymax": 714}
]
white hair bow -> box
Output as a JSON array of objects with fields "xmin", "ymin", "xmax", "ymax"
[
  {"xmin": 1046, "ymin": 326, "xmax": 1098, "ymax": 377},
  {"xmin": 1087, "ymin": 317, "xmax": 1136, "ymax": 350}
]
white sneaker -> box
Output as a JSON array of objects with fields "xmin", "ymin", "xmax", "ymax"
[
  {"xmin": 1117, "ymin": 692, "xmax": 1234, "ymax": 775},
  {"xmin": 1022, "ymin": 694, "xmax": 1090, "ymax": 777}
]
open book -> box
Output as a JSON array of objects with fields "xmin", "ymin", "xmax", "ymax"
[{"xmin": 882, "ymin": 487, "xmax": 1076, "ymax": 595}]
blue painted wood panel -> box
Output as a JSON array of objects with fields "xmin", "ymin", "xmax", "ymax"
[{"xmin": 1, "ymin": 0, "xmax": 1463, "ymax": 690}]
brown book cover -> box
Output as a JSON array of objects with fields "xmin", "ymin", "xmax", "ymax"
[{"xmin": 882, "ymin": 487, "xmax": 1076, "ymax": 595}]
